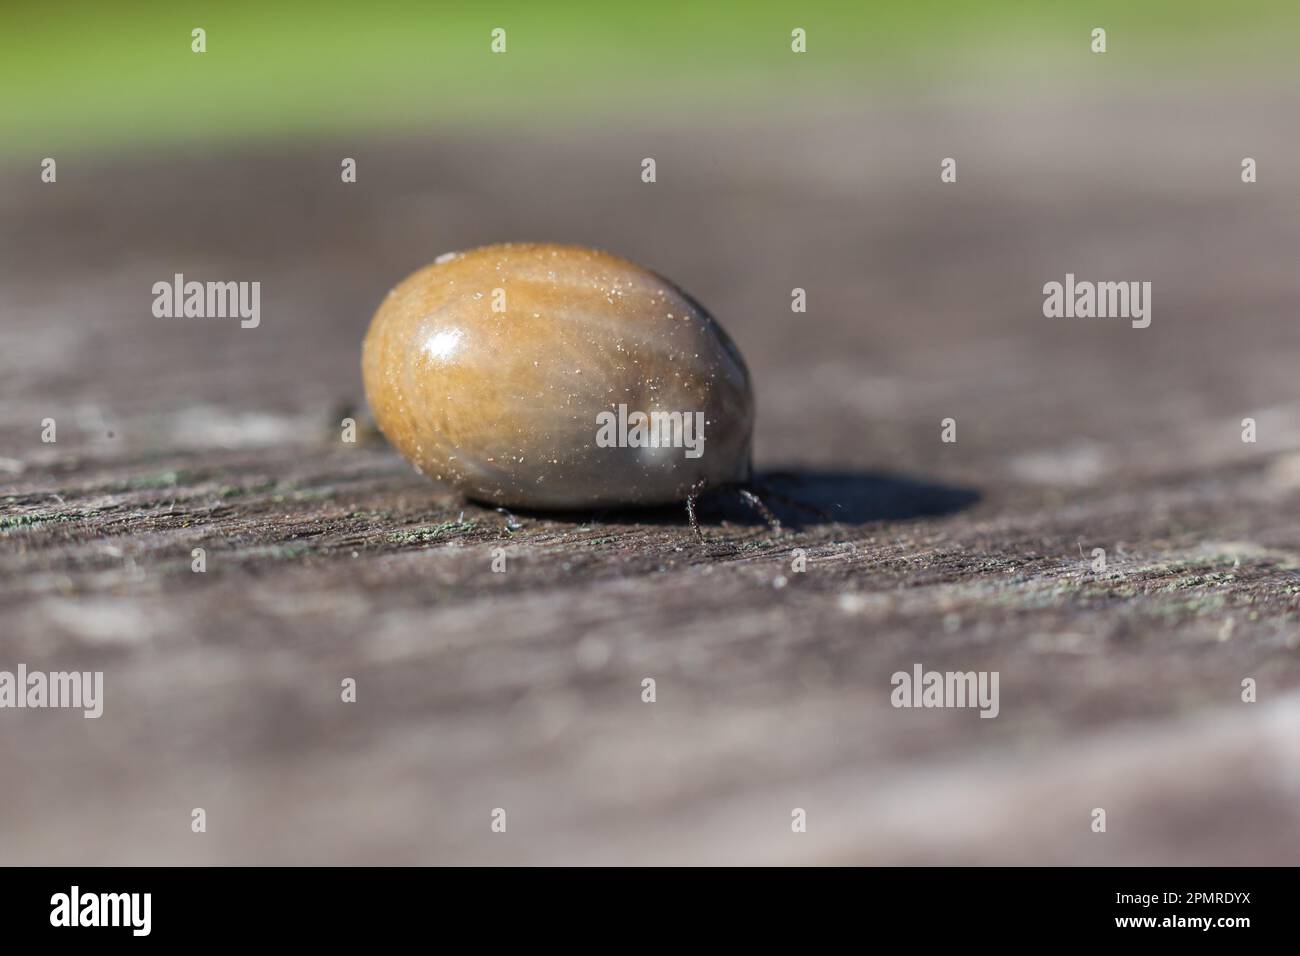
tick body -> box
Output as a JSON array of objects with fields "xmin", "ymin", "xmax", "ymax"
[{"xmin": 361, "ymin": 243, "xmax": 754, "ymax": 510}]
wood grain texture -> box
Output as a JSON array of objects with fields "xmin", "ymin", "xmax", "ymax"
[{"xmin": 2, "ymin": 92, "xmax": 1299, "ymax": 864}]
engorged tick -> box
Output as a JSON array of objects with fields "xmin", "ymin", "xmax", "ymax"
[{"xmin": 361, "ymin": 242, "xmax": 776, "ymax": 541}]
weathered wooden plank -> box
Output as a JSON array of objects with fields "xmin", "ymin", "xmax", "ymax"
[{"xmin": 2, "ymin": 95, "xmax": 1299, "ymax": 864}]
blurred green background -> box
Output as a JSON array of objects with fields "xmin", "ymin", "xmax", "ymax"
[{"xmin": 3, "ymin": 0, "xmax": 1296, "ymax": 156}]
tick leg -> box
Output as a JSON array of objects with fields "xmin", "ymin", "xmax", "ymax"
[
  {"xmin": 495, "ymin": 506, "xmax": 523, "ymax": 535},
  {"xmin": 685, "ymin": 494, "xmax": 705, "ymax": 545},
  {"xmin": 736, "ymin": 487, "xmax": 783, "ymax": 533},
  {"xmin": 753, "ymin": 481, "xmax": 834, "ymax": 522}
]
